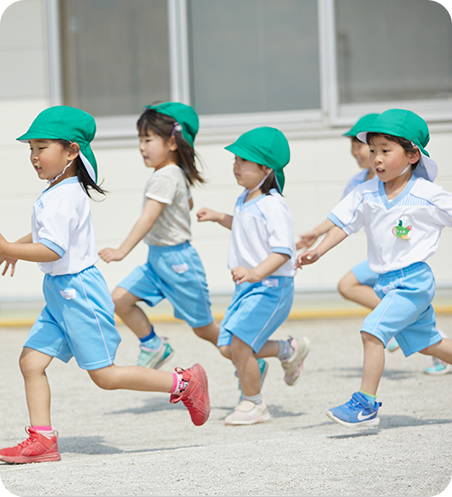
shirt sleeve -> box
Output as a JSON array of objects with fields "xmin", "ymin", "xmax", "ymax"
[
  {"xmin": 430, "ymin": 186, "xmax": 452, "ymax": 228},
  {"xmin": 264, "ymin": 198, "xmax": 294, "ymax": 257},
  {"xmin": 145, "ymin": 168, "xmax": 179, "ymax": 205},
  {"xmin": 328, "ymin": 186, "xmax": 365, "ymax": 235},
  {"xmin": 35, "ymin": 198, "xmax": 79, "ymax": 255}
]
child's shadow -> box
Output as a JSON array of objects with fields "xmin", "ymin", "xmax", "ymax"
[{"xmin": 105, "ymin": 396, "xmax": 184, "ymax": 416}]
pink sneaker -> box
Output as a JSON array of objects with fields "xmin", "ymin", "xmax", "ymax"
[
  {"xmin": 170, "ymin": 364, "xmax": 210, "ymax": 426},
  {"xmin": 0, "ymin": 427, "xmax": 61, "ymax": 464},
  {"xmin": 280, "ymin": 336, "xmax": 310, "ymax": 385}
]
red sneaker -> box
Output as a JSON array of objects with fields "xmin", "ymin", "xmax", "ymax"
[
  {"xmin": 0, "ymin": 427, "xmax": 61, "ymax": 464},
  {"xmin": 170, "ymin": 363, "xmax": 210, "ymax": 426}
]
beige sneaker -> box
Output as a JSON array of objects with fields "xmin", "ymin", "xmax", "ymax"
[
  {"xmin": 224, "ymin": 400, "xmax": 271, "ymax": 426},
  {"xmin": 280, "ymin": 336, "xmax": 310, "ymax": 385}
]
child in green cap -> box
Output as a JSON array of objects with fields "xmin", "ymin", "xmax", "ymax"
[
  {"xmin": 197, "ymin": 126, "xmax": 310, "ymax": 425},
  {"xmin": 296, "ymin": 109, "xmax": 452, "ymax": 428},
  {"xmin": 99, "ymin": 102, "xmax": 219, "ymax": 368},
  {"xmin": 0, "ymin": 106, "xmax": 210, "ymax": 464}
]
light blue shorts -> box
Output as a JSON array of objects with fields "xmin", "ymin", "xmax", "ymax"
[
  {"xmin": 218, "ymin": 276, "xmax": 294, "ymax": 353},
  {"xmin": 361, "ymin": 262, "xmax": 442, "ymax": 357},
  {"xmin": 25, "ymin": 266, "xmax": 121, "ymax": 370},
  {"xmin": 351, "ymin": 260, "xmax": 379, "ymax": 287},
  {"xmin": 118, "ymin": 242, "xmax": 213, "ymax": 328}
]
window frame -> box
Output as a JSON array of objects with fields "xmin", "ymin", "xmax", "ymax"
[{"xmin": 45, "ymin": 0, "xmax": 452, "ymax": 144}]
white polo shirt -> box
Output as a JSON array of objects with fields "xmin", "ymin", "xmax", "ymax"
[
  {"xmin": 328, "ymin": 174, "xmax": 452, "ymax": 274},
  {"xmin": 228, "ymin": 189, "xmax": 296, "ymax": 277},
  {"xmin": 32, "ymin": 177, "xmax": 98, "ymax": 275}
]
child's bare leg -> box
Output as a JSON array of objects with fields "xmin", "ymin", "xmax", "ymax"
[
  {"xmin": 88, "ymin": 364, "xmax": 174, "ymax": 392},
  {"xmin": 112, "ymin": 287, "xmax": 151, "ymax": 339},
  {"xmin": 20, "ymin": 348, "xmax": 53, "ymax": 426},
  {"xmin": 230, "ymin": 336, "xmax": 260, "ymax": 397},
  {"xmin": 419, "ymin": 338, "xmax": 452, "ymax": 363},
  {"xmin": 360, "ymin": 332, "xmax": 385, "ymax": 396},
  {"xmin": 192, "ymin": 321, "xmax": 220, "ymax": 346},
  {"xmin": 338, "ymin": 272, "xmax": 380, "ymax": 310}
]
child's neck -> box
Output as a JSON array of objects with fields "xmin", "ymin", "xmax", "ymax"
[
  {"xmin": 384, "ymin": 171, "xmax": 412, "ymax": 200},
  {"xmin": 245, "ymin": 187, "xmax": 263, "ymax": 203}
]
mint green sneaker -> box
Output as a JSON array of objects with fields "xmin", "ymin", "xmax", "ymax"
[
  {"xmin": 387, "ymin": 337, "xmax": 400, "ymax": 352},
  {"xmin": 424, "ymin": 357, "xmax": 451, "ymax": 375},
  {"xmin": 137, "ymin": 337, "xmax": 174, "ymax": 369}
]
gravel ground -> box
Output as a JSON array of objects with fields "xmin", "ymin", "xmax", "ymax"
[{"xmin": 0, "ymin": 316, "xmax": 451, "ymax": 497}]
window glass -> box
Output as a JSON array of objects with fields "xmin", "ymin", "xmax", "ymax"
[
  {"xmin": 335, "ymin": 0, "xmax": 452, "ymax": 104},
  {"xmin": 187, "ymin": 0, "xmax": 320, "ymax": 115},
  {"xmin": 60, "ymin": 0, "xmax": 171, "ymax": 117}
]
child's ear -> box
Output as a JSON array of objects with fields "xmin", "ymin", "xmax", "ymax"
[
  {"xmin": 168, "ymin": 135, "xmax": 178, "ymax": 151},
  {"xmin": 68, "ymin": 142, "xmax": 81, "ymax": 161},
  {"xmin": 408, "ymin": 148, "xmax": 421, "ymax": 164}
]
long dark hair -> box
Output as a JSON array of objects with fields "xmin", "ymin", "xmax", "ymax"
[
  {"xmin": 54, "ymin": 140, "xmax": 107, "ymax": 198},
  {"xmin": 367, "ymin": 133, "xmax": 420, "ymax": 170},
  {"xmin": 258, "ymin": 167, "xmax": 280, "ymax": 195},
  {"xmin": 137, "ymin": 108, "xmax": 205, "ymax": 186}
]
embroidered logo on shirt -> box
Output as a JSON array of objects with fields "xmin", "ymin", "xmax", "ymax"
[
  {"xmin": 60, "ymin": 289, "xmax": 76, "ymax": 300},
  {"xmin": 392, "ymin": 220, "xmax": 412, "ymax": 240},
  {"xmin": 171, "ymin": 263, "xmax": 189, "ymax": 274}
]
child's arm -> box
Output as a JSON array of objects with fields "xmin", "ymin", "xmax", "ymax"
[
  {"xmin": 296, "ymin": 219, "xmax": 335, "ymax": 250},
  {"xmin": 295, "ymin": 225, "xmax": 347, "ymax": 269},
  {"xmin": 99, "ymin": 199, "xmax": 165, "ymax": 263},
  {"xmin": 197, "ymin": 208, "xmax": 233, "ymax": 230},
  {"xmin": 232, "ymin": 253, "xmax": 290, "ymax": 285},
  {"xmin": 0, "ymin": 233, "xmax": 60, "ymax": 264},
  {"xmin": 0, "ymin": 233, "xmax": 33, "ymax": 276}
]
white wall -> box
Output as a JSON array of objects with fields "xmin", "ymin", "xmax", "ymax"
[{"xmin": 0, "ymin": 0, "xmax": 451, "ymax": 305}]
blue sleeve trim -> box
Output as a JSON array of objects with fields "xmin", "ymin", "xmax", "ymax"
[
  {"xmin": 327, "ymin": 213, "xmax": 345, "ymax": 229},
  {"xmin": 39, "ymin": 238, "xmax": 65, "ymax": 258},
  {"xmin": 271, "ymin": 246, "xmax": 292, "ymax": 257}
]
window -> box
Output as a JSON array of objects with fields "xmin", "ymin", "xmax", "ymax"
[{"xmin": 47, "ymin": 0, "xmax": 452, "ymax": 139}]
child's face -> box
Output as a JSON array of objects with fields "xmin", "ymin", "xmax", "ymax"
[
  {"xmin": 139, "ymin": 130, "xmax": 177, "ymax": 170},
  {"xmin": 233, "ymin": 156, "xmax": 269, "ymax": 191},
  {"xmin": 29, "ymin": 139, "xmax": 74, "ymax": 183},
  {"xmin": 368, "ymin": 135, "xmax": 419, "ymax": 183},
  {"xmin": 350, "ymin": 138, "xmax": 371, "ymax": 169}
]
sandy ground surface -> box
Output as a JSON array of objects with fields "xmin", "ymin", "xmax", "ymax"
[{"xmin": 0, "ymin": 316, "xmax": 451, "ymax": 497}]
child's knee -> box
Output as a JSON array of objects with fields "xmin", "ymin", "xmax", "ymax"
[
  {"xmin": 19, "ymin": 354, "xmax": 45, "ymax": 378},
  {"xmin": 88, "ymin": 367, "xmax": 117, "ymax": 390},
  {"xmin": 111, "ymin": 288, "xmax": 131, "ymax": 315},
  {"xmin": 219, "ymin": 345, "xmax": 232, "ymax": 359}
]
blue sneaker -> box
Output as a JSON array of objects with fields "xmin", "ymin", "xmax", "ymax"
[
  {"xmin": 137, "ymin": 337, "xmax": 174, "ymax": 369},
  {"xmin": 237, "ymin": 359, "xmax": 269, "ymax": 399},
  {"xmin": 326, "ymin": 392, "xmax": 382, "ymax": 428}
]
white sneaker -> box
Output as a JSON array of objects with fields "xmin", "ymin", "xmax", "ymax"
[
  {"xmin": 224, "ymin": 400, "xmax": 271, "ymax": 426},
  {"xmin": 280, "ymin": 336, "xmax": 310, "ymax": 385}
]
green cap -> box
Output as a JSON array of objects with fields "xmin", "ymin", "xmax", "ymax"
[
  {"xmin": 144, "ymin": 102, "xmax": 199, "ymax": 148},
  {"xmin": 225, "ymin": 127, "xmax": 290, "ymax": 192},
  {"xmin": 17, "ymin": 106, "xmax": 98, "ymax": 183},
  {"xmin": 343, "ymin": 113, "xmax": 379, "ymax": 137},
  {"xmin": 357, "ymin": 109, "xmax": 437, "ymax": 182}
]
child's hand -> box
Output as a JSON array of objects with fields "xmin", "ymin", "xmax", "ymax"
[
  {"xmin": 0, "ymin": 256, "xmax": 17, "ymax": 276},
  {"xmin": 99, "ymin": 248, "xmax": 126, "ymax": 263},
  {"xmin": 231, "ymin": 266, "xmax": 259, "ymax": 285},
  {"xmin": 296, "ymin": 230, "xmax": 318, "ymax": 250},
  {"xmin": 295, "ymin": 250, "xmax": 320, "ymax": 269},
  {"xmin": 197, "ymin": 208, "xmax": 217, "ymax": 223}
]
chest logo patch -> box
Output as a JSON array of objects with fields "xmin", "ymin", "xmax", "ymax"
[{"xmin": 392, "ymin": 220, "xmax": 412, "ymax": 240}]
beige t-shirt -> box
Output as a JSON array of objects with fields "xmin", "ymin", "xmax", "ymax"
[{"xmin": 143, "ymin": 165, "xmax": 192, "ymax": 246}]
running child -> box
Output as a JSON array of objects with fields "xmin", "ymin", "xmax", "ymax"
[
  {"xmin": 296, "ymin": 109, "xmax": 452, "ymax": 428},
  {"xmin": 99, "ymin": 103, "xmax": 219, "ymax": 369},
  {"xmin": 0, "ymin": 106, "xmax": 210, "ymax": 464},
  {"xmin": 197, "ymin": 127, "xmax": 310, "ymax": 426}
]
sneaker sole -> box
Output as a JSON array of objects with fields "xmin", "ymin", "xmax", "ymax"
[
  {"xmin": 424, "ymin": 366, "xmax": 451, "ymax": 375},
  {"xmin": 284, "ymin": 337, "xmax": 310, "ymax": 386},
  {"xmin": 225, "ymin": 410, "xmax": 271, "ymax": 426},
  {"xmin": 326, "ymin": 410, "xmax": 380, "ymax": 429},
  {"xmin": 0, "ymin": 452, "xmax": 61, "ymax": 464}
]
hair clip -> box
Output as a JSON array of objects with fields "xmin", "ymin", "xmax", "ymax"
[{"xmin": 172, "ymin": 122, "xmax": 183, "ymax": 136}]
